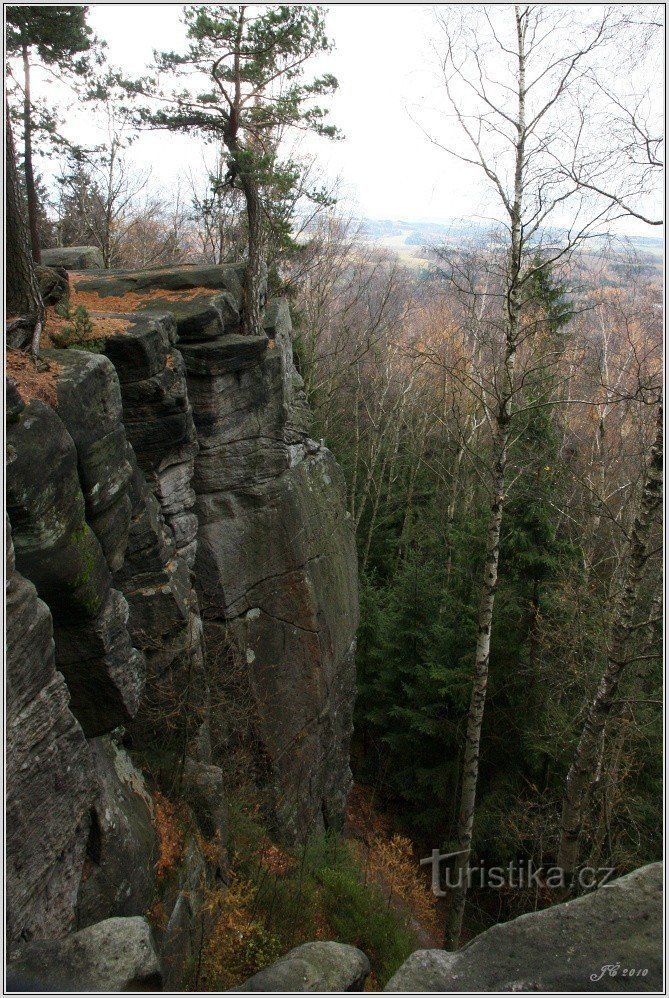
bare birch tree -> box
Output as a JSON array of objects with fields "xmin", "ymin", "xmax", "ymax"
[
  {"xmin": 426, "ymin": 4, "xmax": 632, "ymax": 949},
  {"xmin": 557, "ymin": 399, "xmax": 662, "ymax": 882}
]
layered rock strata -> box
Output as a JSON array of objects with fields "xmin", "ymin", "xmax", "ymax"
[
  {"xmin": 6, "ymin": 257, "xmax": 359, "ymax": 982},
  {"xmin": 5, "ymin": 519, "xmax": 96, "ymax": 954},
  {"xmin": 64, "ymin": 263, "xmax": 360, "ymax": 843}
]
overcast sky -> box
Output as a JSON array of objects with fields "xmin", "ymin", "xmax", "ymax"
[
  {"xmin": 22, "ymin": 3, "xmax": 665, "ymax": 234},
  {"xmin": 67, "ymin": 3, "xmax": 507, "ymax": 224}
]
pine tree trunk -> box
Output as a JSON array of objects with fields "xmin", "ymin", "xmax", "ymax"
[
  {"xmin": 21, "ymin": 43, "xmax": 41, "ymax": 264},
  {"xmin": 6, "ymin": 97, "xmax": 45, "ymax": 354},
  {"xmin": 240, "ymin": 170, "xmax": 264, "ymax": 337},
  {"xmin": 557, "ymin": 401, "xmax": 663, "ymax": 883}
]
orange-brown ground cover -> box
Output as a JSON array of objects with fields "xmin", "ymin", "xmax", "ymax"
[
  {"xmin": 43, "ymin": 305, "xmax": 131, "ymax": 345},
  {"xmin": 68, "ymin": 275, "xmax": 224, "ymax": 315},
  {"xmin": 6, "ymin": 350, "xmax": 62, "ymax": 407}
]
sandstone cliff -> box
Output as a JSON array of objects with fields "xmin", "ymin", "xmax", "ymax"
[{"xmin": 5, "ymin": 259, "xmax": 359, "ymax": 968}]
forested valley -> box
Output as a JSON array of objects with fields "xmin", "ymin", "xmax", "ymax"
[{"xmin": 5, "ymin": 1, "xmax": 663, "ymax": 983}]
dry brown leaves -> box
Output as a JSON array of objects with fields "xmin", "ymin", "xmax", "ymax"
[
  {"xmin": 259, "ymin": 840, "xmax": 298, "ymax": 877},
  {"xmin": 6, "ymin": 350, "xmax": 62, "ymax": 408},
  {"xmin": 67, "ymin": 279, "xmax": 223, "ymax": 315},
  {"xmin": 347, "ymin": 784, "xmax": 440, "ymax": 940},
  {"xmin": 44, "ymin": 305, "xmax": 131, "ymax": 345},
  {"xmin": 153, "ymin": 790, "xmax": 186, "ymax": 879}
]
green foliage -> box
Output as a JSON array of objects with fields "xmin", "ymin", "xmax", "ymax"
[
  {"xmin": 65, "ymin": 304, "xmax": 94, "ymax": 340},
  {"xmin": 338, "ymin": 257, "xmax": 652, "ymax": 886},
  {"xmin": 6, "ymin": 5, "xmax": 99, "ymax": 154},
  {"xmin": 317, "ymin": 867, "xmax": 415, "ymax": 984},
  {"xmin": 226, "ymin": 805, "xmax": 418, "ymax": 986},
  {"xmin": 6, "ymin": 6, "xmax": 93, "ymax": 64},
  {"xmin": 51, "ymin": 302, "xmax": 105, "ymax": 352},
  {"xmin": 137, "ymin": 5, "xmax": 339, "ymax": 304}
]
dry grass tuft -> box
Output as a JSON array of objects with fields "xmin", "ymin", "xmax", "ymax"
[{"xmin": 197, "ymin": 874, "xmax": 282, "ymax": 990}]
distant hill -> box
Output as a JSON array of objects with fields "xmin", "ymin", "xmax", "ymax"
[{"xmin": 351, "ymin": 217, "xmax": 663, "ymax": 276}]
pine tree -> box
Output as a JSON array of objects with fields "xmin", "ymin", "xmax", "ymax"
[
  {"xmin": 139, "ymin": 4, "xmax": 339, "ymax": 335},
  {"xmin": 6, "ymin": 5, "xmax": 95, "ymax": 263}
]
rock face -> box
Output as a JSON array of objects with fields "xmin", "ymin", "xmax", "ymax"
[
  {"xmin": 76, "ymin": 735, "xmax": 158, "ymax": 929},
  {"xmin": 187, "ymin": 296, "xmax": 359, "ymax": 842},
  {"xmin": 6, "ymin": 397, "xmax": 144, "ymax": 737},
  {"xmin": 62, "ymin": 264, "xmax": 359, "ymax": 843},
  {"xmin": 5, "ymin": 520, "xmax": 96, "ymax": 955},
  {"xmin": 237, "ymin": 941, "xmax": 370, "ymax": 992},
  {"xmin": 385, "ymin": 864, "xmax": 663, "ymax": 993},
  {"xmin": 8, "ymin": 916, "xmax": 162, "ymax": 991},
  {"xmin": 5, "ymin": 259, "xmax": 359, "ymax": 977}
]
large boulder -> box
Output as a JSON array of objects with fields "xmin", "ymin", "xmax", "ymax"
[
  {"xmin": 76, "ymin": 736, "xmax": 158, "ymax": 929},
  {"xmin": 42, "ymin": 245, "xmax": 104, "ymax": 270},
  {"xmin": 237, "ymin": 941, "xmax": 370, "ymax": 992},
  {"xmin": 385, "ymin": 864, "xmax": 663, "ymax": 992},
  {"xmin": 7, "ymin": 916, "xmax": 162, "ymax": 991},
  {"xmin": 35, "ymin": 263, "xmax": 68, "ymax": 304},
  {"xmin": 5, "ymin": 519, "xmax": 96, "ymax": 955}
]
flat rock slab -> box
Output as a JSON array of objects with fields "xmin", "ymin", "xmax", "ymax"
[
  {"xmin": 8, "ymin": 916, "xmax": 162, "ymax": 992},
  {"xmin": 237, "ymin": 941, "xmax": 370, "ymax": 992},
  {"xmin": 385, "ymin": 864, "xmax": 663, "ymax": 992},
  {"xmin": 72, "ymin": 261, "xmax": 248, "ymax": 296}
]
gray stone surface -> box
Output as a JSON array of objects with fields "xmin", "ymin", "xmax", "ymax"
[
  {"xmin": 6, "ymin": 400, "xmax": 145, "ymax": 737},
  {"xmin": 53, "ymin": 586, "xmax": 145, "ymax": 738},
  {"xmin": 112, "ymin": 447, "xmax": 205, "ymax": 727},
  {"xmin": 187, "ymin": 294, "xmax": 359, "ymax": 843},
  {"xmin": 385, "ymin": 864, "xmax": 663, "ymax": 992},
  {"xmin": 76, "ymin": 736, "xmax": 158, "ymax": 929},
  {"xmin": 237, "ymin": 941, "xmax": 370, "ymax": 992},
  {"xmin": 8, "ymin": 916, "xmax": 162, "ymax": 991},
  {"xmin": 47, "ymin": 348, "xmax": 134, "ymax": 571},
  {"xmin": 5, "ymin": 519, "xmax": 96, "ymax": 955},
  {"xmin": 161, "ymin": 890, "xmax": 197, "ymax": 990},
  {"xmin": 101, "ymin": 311, "xmax": 199, "ymax": 565},
  {"xmin": 157, "ymin": 834, "xmax": 210, "ymax": 990},
  {"xmin": 42, "ymin": 245, "xmax": 105, "ymax": 270}
]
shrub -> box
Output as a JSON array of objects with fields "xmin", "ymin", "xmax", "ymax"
[{"xmin": 317, "ymin": 866, "xmax": 416, "ymax": 985}]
